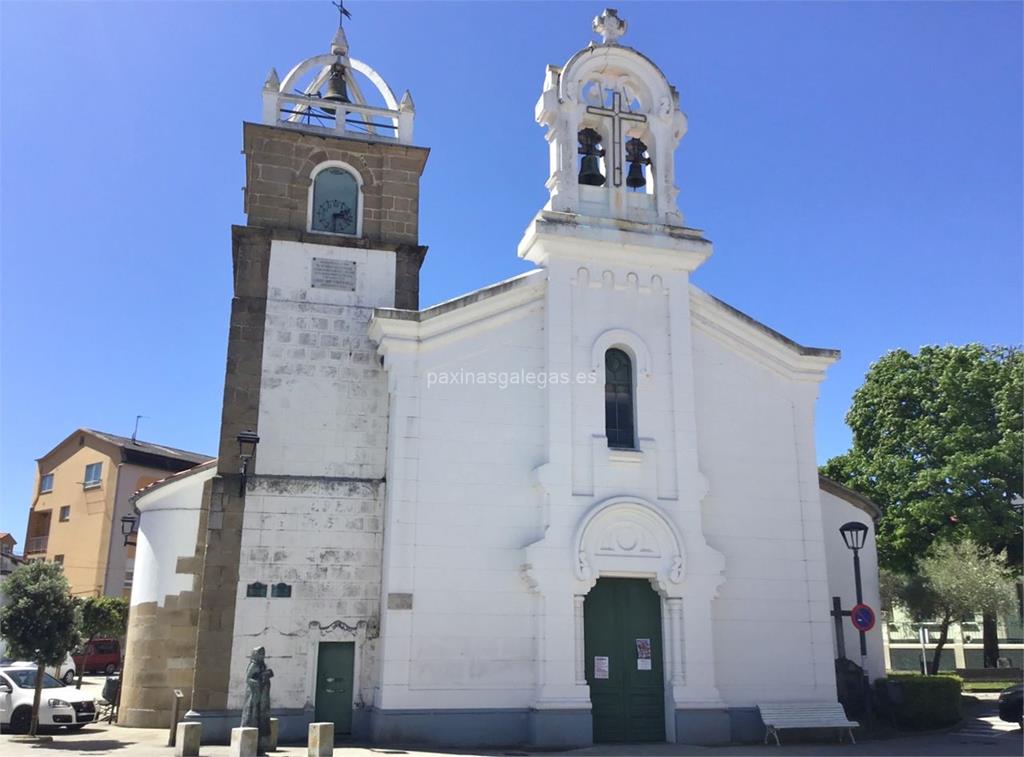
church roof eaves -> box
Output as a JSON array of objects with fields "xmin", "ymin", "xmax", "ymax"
[
  {"xmin": 375, "ymin": 269, "xmax": 545, "ymax": 324},
  {"xmin": 130, "ymin": 458, "xmax": 219, "ymax": 505},
  {"xmin": 819, "ymin": 474, "xmax": 882, "ymax": 521},
  {"xmin": 692, "ymin": 287, "xmax": 840, "ymax": 359}
]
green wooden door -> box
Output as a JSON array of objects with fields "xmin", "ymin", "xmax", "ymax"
[
  {"xmin": 315, "ymin": 642, "xmax": 354, "ymax": 735},
  {"xmin": 584, "ymin": 578, "xmax": 665, "ymax": 742}
]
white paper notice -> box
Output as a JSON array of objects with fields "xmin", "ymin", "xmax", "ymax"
[
  {"xmin": 594, "ymin": 656, "xmax": 609, "ymax": 679},
  {"xmin": 637, "ymin": 659, "xmax": 652, "ymax": 670}
]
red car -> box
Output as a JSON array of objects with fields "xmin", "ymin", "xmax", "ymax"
[{"xmin": 72, "ymin": 638, "xmax": 121, "ymax": 675}]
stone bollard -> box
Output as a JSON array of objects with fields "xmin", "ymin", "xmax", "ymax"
[
  {"xmin": 308, "ymin": 722, "xmax": 334, "ymax": 757},
  {"xmin": 230, "ymin": 726, "xmax": 258, "ymax": 757},
  {"xmin": 174, "ymin": 722, "xmax": 202, "ymax": 757},
  {"xmin": 269, "ymin": 718, "xmax": 279, "ymax": 751}
]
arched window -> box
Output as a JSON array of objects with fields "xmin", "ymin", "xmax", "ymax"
[
  {"xmin": 605, "ymin": 348, "xmax": 635, "ymax": 449},
  {"xmin": 310, "ymin": 165, "xmax": 360, "ymax": 235}
]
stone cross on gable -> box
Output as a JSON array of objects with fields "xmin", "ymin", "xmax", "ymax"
[{"xmin": 586, "ymin": 91, "xmax": 646, "ymax": 187}]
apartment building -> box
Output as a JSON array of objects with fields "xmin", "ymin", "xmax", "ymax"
[{"xmin": 24, "ymin": 429, "xmax": 211, "ymax": 597}]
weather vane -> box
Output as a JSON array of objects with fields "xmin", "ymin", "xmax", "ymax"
[{"xmin": 332, "ymin": 0, "xmax": 352, "ymax": 29}]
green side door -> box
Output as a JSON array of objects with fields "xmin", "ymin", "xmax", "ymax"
[
  {"xmin": 314, "ymin": 641, "xmax": 354, "ymax": 735},
  {"xmin": 584, "ymin": 578, "xmax": 665, "ymax": 742}
]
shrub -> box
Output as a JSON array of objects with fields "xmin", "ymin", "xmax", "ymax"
[{"xmin": 874, "ymin": 674, "xmax": 962, "ymax": 729}]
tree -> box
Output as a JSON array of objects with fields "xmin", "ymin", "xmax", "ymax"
[
  {"xmin": 824, "ymin": 344, "xmax": 1023, "ymax": 665},
  {"xmin": 73, "ymin": 595, "xmax": 129, "ymax": 688},
  {"xmin": 883, "ymin": 541, "xmax": 1018, "ymax": 674},
  {"xmin": 0, "ymin": 562, "xmax": 80, "ymax": 736}
]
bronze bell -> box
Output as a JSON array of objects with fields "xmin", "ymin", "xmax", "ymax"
[
  {"xmin": 579, "ymin": 155, "xmax": 605, "ymax": 186},
  {"xmin": 320, "ymin": 64, "xmax": 350, "ymax": 114},
  {"xmin": 626, "ymin": 161, "xmax": 647, "ymax": 189},
  {"xmin": 625, "ymin": 137, "xmax": 649, "ymax": 189}
]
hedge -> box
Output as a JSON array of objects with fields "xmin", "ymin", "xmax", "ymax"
[{"xmin": 874, "ymin": 674, "xmax": 963, "ymax": 729}]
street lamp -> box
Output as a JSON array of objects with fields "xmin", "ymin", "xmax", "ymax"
[
  {"xmin": 839, "ymin": 520, "xmax": 872, "ymax": 720},
  {"xmin": 237, "ymin": 430, "xmax": 260, "ymax": 496}
]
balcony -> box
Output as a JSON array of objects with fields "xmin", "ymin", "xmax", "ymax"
[{"xmin": 25, "ymin": 536, "xmax": 48, "ymax": 554}]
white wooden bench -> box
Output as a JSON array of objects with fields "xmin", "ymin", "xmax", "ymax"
[{"xmin": 757, "ymin": 702, "xmax": 860, "ymax": 745}]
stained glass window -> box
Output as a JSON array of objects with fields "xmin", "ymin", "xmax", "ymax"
[
  {"xmin": 605, "ymin": 348, "xmax": 635, "ymax": 449},
  {"xmin": 311, "ymin": 167, "xmax": 359, "ymax": 235}
]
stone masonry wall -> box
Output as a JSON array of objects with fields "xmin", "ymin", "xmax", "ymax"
[{"xmin": 242, "ymin": 122, "xmax": 428, "ymax": 250}]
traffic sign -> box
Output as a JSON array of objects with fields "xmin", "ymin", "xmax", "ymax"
[{"xmin": 850, "ymin": 603, "xmax": 876, "ymax": 632}]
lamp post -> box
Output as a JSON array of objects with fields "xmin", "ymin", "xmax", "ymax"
[
  {"xmin": 237, "ymin": 430, "xmax": 260, "ymax": 496},
  {"xmin": 839, "ymin": 520, "xmax": 871, "ymax": 721}
]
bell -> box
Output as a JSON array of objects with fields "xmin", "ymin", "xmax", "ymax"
[
  {"xmin": 579, "ymin": 155, "xmax": 606, "ymax": 187},
  {"xmin": 320, "ymin": 64, "xmax": 350, "ymax": 114},
  {"xmin": 626, "ymin": 160, "xmax": 647, "ymax": 189}
]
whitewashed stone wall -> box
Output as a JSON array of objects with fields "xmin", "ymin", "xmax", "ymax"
[
  {"xmin": 228, "ymin": 239, "xmax": 394, "ymax": 714},
  {"xmin": 131, "ymin": 466, "xmax": 215, "ymax": 608},
  {"xmin": 691, "ymin": 320, "xmax": 837, "ymax": 705},
  {"xmin": 374, "ymin": 285, "xmax": 548, "ymax": 711}
]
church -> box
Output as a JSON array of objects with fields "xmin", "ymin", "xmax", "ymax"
[{"xmin": 120, "ymin": 9, "xmax": 882, "ymax": 747}]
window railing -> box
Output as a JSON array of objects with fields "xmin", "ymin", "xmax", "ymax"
[{"xmin": 25, "ymin": 536, "xmax": 48, "ymax": 553}]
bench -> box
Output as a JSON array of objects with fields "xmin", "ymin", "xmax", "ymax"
[{"xmin": 757, "ymin": 702, "xmax": 860, "ymax": 745}]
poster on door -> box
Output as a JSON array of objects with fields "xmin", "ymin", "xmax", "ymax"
[
  {"xmin": 636, "ymin": 638, "xmax": 652, "ymax": 670},
  {"xmin": 594, "ymin": 656, "xmax": 609, "ymax": 679}
]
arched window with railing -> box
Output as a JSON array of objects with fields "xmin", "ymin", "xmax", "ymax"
[{"xmin": 605, "ymin": 347, "xmax": 636, "ymax": 449}]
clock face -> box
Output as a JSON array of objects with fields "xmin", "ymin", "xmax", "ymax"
[
  {"xmin": 314, "ymin": 199, "xmax": 354, "ymax": 235},
  {"xmin": 310, "ymin": 167, "xmax": 359, "ymax": 235}
]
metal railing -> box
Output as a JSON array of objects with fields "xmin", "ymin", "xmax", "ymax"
[{"xmin": 25, "ymin": 536, "xmax": 48, "ymax": 553}]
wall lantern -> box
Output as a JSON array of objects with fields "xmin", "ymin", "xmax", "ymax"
[
  {"xmin": 120, "ymin": 514, "xmax": 138, "ymax": 547},
  {"xmin": 237, "ymin": 429, "xmax": 260, "ymax": 496}
]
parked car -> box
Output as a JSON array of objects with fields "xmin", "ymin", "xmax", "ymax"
[
  {"xmin": 51, "ymin": 653, "xmax": 77, "ymax": 684},
  {"xmin": 0, "ymin": 665, "xmax": 97, "ymax": 732},
  {"xmin": 1, "ymin": 655, "xmax": 77, "ymax": 685},
  {"xmin": 998, "ymin": 683, "xmax": 1023, "ymax": 725},
  {"xmin": 72, "ymin": 638, "xmax": 121, "ymax": 675}
]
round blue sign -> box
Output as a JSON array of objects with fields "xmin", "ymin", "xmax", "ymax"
[{"xmin": 850, "ymin": 603, "xmax": 876, "ymax": 632}]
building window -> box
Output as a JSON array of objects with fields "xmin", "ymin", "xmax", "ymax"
[
  {"xmin": 39, "ymin": 473, "xmax": 54, "ymax": 493},
  {"xmin": 605, "ymin": 348, "xmax": 636, "ymax": 449},
  {"xmin": 53, "ymin": 554, "xmax": 64, "ymax": 568},
  {"xmin": 271, "ymin": 582, "xmax": 292, "ymax": 598},
  {"xmin": 123, "ymin": 571, "xmax": 133, "ymax": 588},
  {"xmin": 83, "ymin": 462, "xmax": 103, "ymax": 488},
  {"xmin": 309, "ymin": 165, "xmax": 360, "ymax": 236},
  {"xmin": 59, "ymin": 505, "xmax": 70, "ymax": 522},
  {"xmin": 246, "ymin": 581, "xmax": 267, "ymax": 598}
]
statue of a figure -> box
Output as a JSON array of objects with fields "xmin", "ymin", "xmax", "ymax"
[{"xmin": 241, "ymin": 646, "xmax": 274, "ymax": 753}]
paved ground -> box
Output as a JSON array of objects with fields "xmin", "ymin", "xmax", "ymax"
[{"xmin": 1, "ymin": 688, "xmax": 1019, "ymax": 757}]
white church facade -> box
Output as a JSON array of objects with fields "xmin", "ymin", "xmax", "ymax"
[{"xmin": 120, "ymin": 9, "xmax": 881, "ymax": 747}]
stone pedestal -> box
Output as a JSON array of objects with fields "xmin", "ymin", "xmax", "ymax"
[
  {"xmin": 269, "ymin": 718, "xmax": 279, "ymax": 751},
  {"xmin": 308, "ymin": 722, "xmax": 334, "ymax": 757},
  {"xmin": 175, "ymin": 722, "xmax": 201, "ymax": 757},
  {"xmin": 230, "ymin": 727, "xmax": 258, "ymax": 757}
]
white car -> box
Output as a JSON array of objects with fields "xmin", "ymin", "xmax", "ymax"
[
  {"xmin": 0, "ymin": 654, "xmax": 77, "ymax": 686},
  {"xmin": 0, "ymin": 666, "xmax": 97, "ymax": 732}
]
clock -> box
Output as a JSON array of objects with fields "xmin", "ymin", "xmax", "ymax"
[
  {"xmin": 310, "ymin": 167, "xmax": 359, "ymax": 235},
  {"xmin": 314, "ymin": 199, "xmax": 354, "ymax": 235}
]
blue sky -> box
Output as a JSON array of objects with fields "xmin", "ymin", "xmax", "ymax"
[{"xmin": 2, "ymin": 1, "xmax": 1021, "ymax": 545}]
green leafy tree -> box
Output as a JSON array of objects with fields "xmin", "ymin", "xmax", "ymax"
[
  {"xmin": 0, "ymin": 561, "xmax": 80, "ymax": 736},
  {"xmin": 824, "ymin": 344, "xmax": 1023, "ymax": 665},
  {"xmin": 73, "ymin": 595, "xmax": 129, "ymax": 688},
  {"xmin": 882, "ymin": 541, "xmax": 1018, "ymax": 673}
]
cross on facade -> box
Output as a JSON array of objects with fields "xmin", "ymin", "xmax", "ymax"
[{"xmin": 586, "ymin": 91, "xmax": 646, "ymax": 187}]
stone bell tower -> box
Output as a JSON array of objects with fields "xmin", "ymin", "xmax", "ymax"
[{"xmin": 187, "ymin": 21, "xmax": 429, "ymax": 740}]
